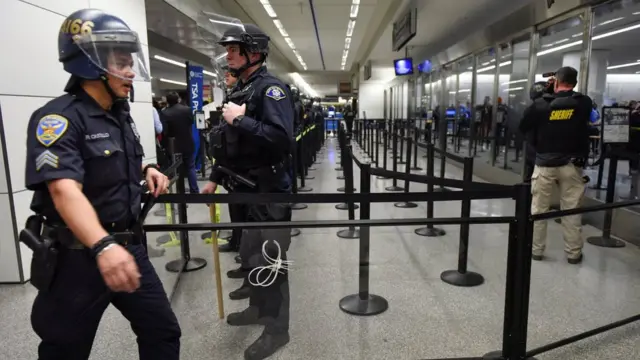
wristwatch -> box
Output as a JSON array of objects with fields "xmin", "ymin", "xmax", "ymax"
[{"xmin": 232, "ymin": 115, "xmax": 245, "ymax": 127}]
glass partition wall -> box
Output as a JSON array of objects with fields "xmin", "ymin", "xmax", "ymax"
[{"xmin": 414, "ymin": 4, "xmax": 620, "ymax": 180}]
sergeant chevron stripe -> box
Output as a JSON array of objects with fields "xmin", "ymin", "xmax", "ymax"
[{"xmin": 35, "ymin": 150, "xmax": 59, "ymax": 171}]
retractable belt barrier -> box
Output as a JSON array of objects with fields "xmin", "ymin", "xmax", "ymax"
[{"xmin": 141, "ymin": 126, "xmax": 640, "ymax": 360}]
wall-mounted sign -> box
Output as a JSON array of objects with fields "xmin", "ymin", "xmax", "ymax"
[
  {"xmin": 364, "ymin": 60, "xmax": 372, "ymax": 80},
  {"xmin": 338, "ymin": 81, "xmax": 352, "ymax": 94},
  {"xmin": 392, "ymin": 8, "xmax": 417, "ymax": 52}
]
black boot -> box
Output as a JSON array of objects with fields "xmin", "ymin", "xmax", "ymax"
[
  {"xmin": 244, "ymin": 330, "xmax": 290, "ymax": 360},
  {"xmin": 234, "ymin": 255, "xmax": 242, "ymax": 264},
  {"xmin": 227, "ymin": 266, "xmax": 251, "ymax": 279},
  {"xmin": 227, "ymin": 306, "xmax": 259, "ymax": 326},
  {"xmin": 219, "ymin": 243, "xmax": 239, "ymax": 252},
  {"xmin": 229, "ymin": 282, "xmax": 251, "ymax": 300}
]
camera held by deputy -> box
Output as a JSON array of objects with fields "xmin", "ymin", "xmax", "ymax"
[
  {"xmin": 201, "ymin": 22, "xmax": 294, "ymax": 360},
  {"xmin": 519, "ymin": 66, "xmax": 592, "ymax": 264},
  {"xmin": 24, "ymin": 9, "xmax": 181, "ymax": 359}
]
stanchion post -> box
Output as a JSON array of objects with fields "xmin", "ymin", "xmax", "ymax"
[
  {"xmin": 339, "ymin": 163, "xmax": 388, "ymax": 315},
  {"xmin": 377, "ymin": 128, "xmax": 389, "ymax": 179},
  {"xmin": 440, "ymin": 157, "xmax": 484, "ymax": 287},
  {"xmin": 290, "ymin": 139, "xmax": 308, "ymax": 210},
  {"xmin": 297, "ymin": 133, "xmax": 313, "ymax": 192},
  {"xmin": 385, "ymin": 133, "xmax": 403, "ymax": 191},
  {"xmin": 395, "ymin": 137, "xmax": 418, "ymax": 208},
  {"xmin": 337, "ymin": 145, "xmax": 360, "ymax": 237},
  {"xmin": 375, "ymin": 121, "xmax": 380, "ymax": 166},
  {"xmin": 587, "ymin": 152, "xmax": 625, "ymax": 248},
  {"xmin": 398, "ymin": 124, "xmax": 406, "ymax": 164},
  {"xmin": 166, "ymin": 155, "xmax": 207, "ymax": 273},
  {"xmin": 411, "ymin": 128, "xmax": 422, "ymax": 170},
  {"xmin": 415, "ymin": 142, "xmax": 446, "ymax": 237},
  {"xmin": 484, "ymin": 183, "xmax": 536, "ymax": 360}
]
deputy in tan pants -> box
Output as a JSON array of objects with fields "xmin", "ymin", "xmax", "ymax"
[
  {"xmin": 518, "ymin": 66, "xmax": 592, "ymax": 264},
  {"xmin": 531, "ymin": 163, "xmax": 586, "ymax": 262}
]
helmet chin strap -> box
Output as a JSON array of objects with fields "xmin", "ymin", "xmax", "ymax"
[
  {"xmin": 100, "ymin": 75, "xmax": 130, "ymax": 104},
  {"xmin": 228, "ymin": 47, "xmax": 264, "ymax": 78}
]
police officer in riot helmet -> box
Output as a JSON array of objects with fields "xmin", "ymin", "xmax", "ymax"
[
  {"xmin": 521, "ymin": 81, "xmax": 548, "ymax": 182},
  {"xmin": 519, "ymin": 66, "xmax": 592, "ymax": 264},
  {"xmin": 200, "ymin": 21, "xmax": 294, "ymax": 359},
  {"xmin": 344, "ymin": 104, "xmax": 356, "ymax": 136},
  {"xmin": 24, "ymin": 9, "xmax": 181, "ymax": 359},
  {"xmin": 290, "ymin": 85, "xmax": 304, "ymax": 130}
]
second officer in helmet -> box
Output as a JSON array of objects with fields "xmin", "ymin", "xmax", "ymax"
[{"xmin": 200, "ymin": 18, "xmax": 294, "ymax": 360}]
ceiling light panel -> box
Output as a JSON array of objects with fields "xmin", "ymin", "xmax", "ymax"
[
  {"xmin": 342, "ymin": 1, "xmax": 360, "ymax": 71},
  {"xmin": 260, "ymin": 2, "xmax": 307, "ymax": 71}
]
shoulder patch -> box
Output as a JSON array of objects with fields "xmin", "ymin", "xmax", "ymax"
[
  {"xmin": 265, "ymin": 86, "xmax": 286, "ymax": 101},
  {"xmin": 36, "ymin": 114, "xmax": 69, "ymax": 147}
]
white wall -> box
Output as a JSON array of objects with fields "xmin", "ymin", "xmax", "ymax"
[
  {"xmin": 0, "ymin": 0, "xmax": 154, "ymax": 283},
  {"xmin": 358, "ymin": 83, "xmax": 385, "ymax": 119}
]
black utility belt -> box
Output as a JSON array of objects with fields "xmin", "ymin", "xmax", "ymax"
[{"xmin": 45, "ymin": 223, "xmax": 142, "ymax": 250}]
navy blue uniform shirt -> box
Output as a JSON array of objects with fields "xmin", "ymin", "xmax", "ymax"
[
  {"xmin": 25, "ymin": 90, "xmax": 145, "ymax": 225},
  {"xmin": 210, "ymin": 66, "xmax": 294, "ymax": 183}
]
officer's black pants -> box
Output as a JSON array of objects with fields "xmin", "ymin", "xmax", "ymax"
[
  {"xmin": 31, "ymin": 244, "xmax": 181, "ymax": 360},
  {"xmin": 239, "ymin": 202, "xmax": 292, "ymax": 334},
  {"xmin": 345, "ymin": 118, "xmax": 354, "ymax": 134},
  {"xmin": 228, "ymin": 201, "xmax": 247, "ymax": 249}
]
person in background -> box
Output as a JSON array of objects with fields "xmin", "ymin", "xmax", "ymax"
[
  {"xmin": 152, "ymin": 98, "xmax": 163, "ymax": 135},
  {"xmin": 162, "ymin": 92, "xmax": 200, "ymax": 193},
  {"xmin": 520, "ymin": 66, "xmax": 592, "ymax": 264}
]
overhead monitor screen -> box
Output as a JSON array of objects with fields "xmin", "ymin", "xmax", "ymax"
[
  {"xmin": 417, "ymin": 60, "xmax": 432, "ymax": 73},
  {"xmin": 394, "ymin": 58, "xmax": 414, "ymax": 76}
]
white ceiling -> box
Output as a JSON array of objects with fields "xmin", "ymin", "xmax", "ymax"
[
  {"xmin": 363, "ymin": 0, "xmax": 535, "ymax": 84},
  {"xmin": 235, "ymin": 0, "xmax": 378, "ymax": 72}
]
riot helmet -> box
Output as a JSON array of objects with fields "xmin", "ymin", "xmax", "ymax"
[
  {"xmin": 198, "ymin": 12, "xmax": 269, "ymax": 78},
  {"xmin": 530, "ymin": 81, "xmax": 547, "ymax": 101},
  {"xmin": 58, "ymin": 9, "xmax": 150, "ymax": 101}
]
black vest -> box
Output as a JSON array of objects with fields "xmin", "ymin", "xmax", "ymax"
[{"xmin": 534, "ymin": 92, "xmax": 590, "ymax": 158}]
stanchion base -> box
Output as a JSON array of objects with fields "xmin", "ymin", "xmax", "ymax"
[
  {"xmin": 291, "ymin": 203, "xmax": 308, "ymax": 210},
  {"xmin": 165, "ymin": 257, "xmax": 207, "ymax": 273},
  {"xmin": 339, "ymin": 293, "xmax": 388, "ymax": 316},
  {"xmin": 298, "ymin": 186, "xmax": 313, "ymax": 192},
  {"xmin": 415, "ymin": 227, "xmax": 446, "ymax": 237},
  {"xmin": 337, "ymin": 228, "xmax": 360, "ymax": 239},
  {"xmin": 291, "ymin": 228, "xmax": 301, "ymax": 237},
  {"xmin": 410, "ymin": 166, "xmax": 423, "ymax": 171},
  {"xmin": 336, "ymin": 203, "xmax": 359, "ymax": 210},
  {"xmin": 432, "ymin": 187, "xmax": 449, "ymax": 192},
  {"xmin": 394, "ymin": 202, "xmax": 418, "ymax": 208},
  {"xmin": 376, "ymin": 176, "xmax": 389, "ymax": 180},
  {"xmin": 308, "ymin": 167, "xmax": 316, "ymax": 171},
  {"xmin": 337, "ymin": 175, "xmax": 346, "ymax": 180},
  {"xmin": 337, "ymin": 187, "xmax": 356, "ymax": 192},
  {"xmin": 305, "ymin": 176, "xmax": 315, "ymax": 180},
  {"xmin": 385, "ymin": 186, "xmax": 404, "ymax": 192},
  {"xmin": 440, "ymin": 270, "xmax": 484, "ymax": 287},
  {"xmin": 482, "ymin": 350, "xmax": 537, "ymax": 360},
  {"xmin": 335, "ymin": 167, "xmax": 343, "ymax": 171},
  {"xmin": 587, "ymin": 236, "xmax": 626, "ymax": 248}
]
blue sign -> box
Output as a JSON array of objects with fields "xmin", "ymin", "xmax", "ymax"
[{"xmin": 188, "ymin": 65, "xmax": 204, "ymax": 170}]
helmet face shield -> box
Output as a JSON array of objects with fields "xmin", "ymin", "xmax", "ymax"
[
  {"xmin": 197, "ymin": 12, "xmax": 246, "ymax": 76},
  {"xmin": 75, "ymin": 30, "xmax": 151, "ymax": 82}
]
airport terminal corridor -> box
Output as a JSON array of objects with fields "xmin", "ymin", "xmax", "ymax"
[
  {"xmin": 3, "ymin": 137, "xmax": 640, "ymax": 359},
  {"xmin": 4, "ymin": 0, "xmax": 640, "ymax": 359}
]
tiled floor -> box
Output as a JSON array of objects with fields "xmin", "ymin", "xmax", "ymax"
[{"xmin": 1, "ymin": 136, "xmax": 640, "ymax": 360}]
